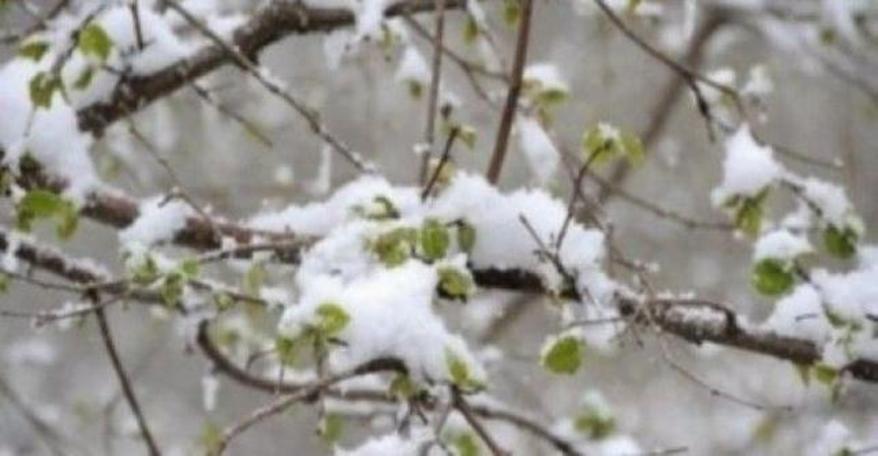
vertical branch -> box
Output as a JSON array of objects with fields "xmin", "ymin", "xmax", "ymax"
[
  {"xmin": 94, "ymin": 305, "xmax": 161, "ymax": 455},
  {"xmin": 419, "ymin": 0, "xmax": 449, "ymax": 184},
  {"xmin": 485, "ymin": 0, "xmax": 535, "ymax": 185},
  {"xmin": 130, "ymin": 0, "xmax": 144, "ymax": 50}
]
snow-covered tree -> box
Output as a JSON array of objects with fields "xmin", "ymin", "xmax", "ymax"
[{"xmin": 0, "ymin": 0, "xmax": 877, "ymax": 454}]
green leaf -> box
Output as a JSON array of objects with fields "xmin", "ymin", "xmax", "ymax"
[
  {"xmin": 0, "ymin": 273, "xmax": 8, "ymax": 294},
  {"xmin": 793, "ymin": 362, "xmax": 811, "ymax": 387},
  {"xmin": 276, "ymin": 336, "xmax": 298, "ymax": 366},
  {"xmin": 180, "ymin": 258, "xmax": 200, "ymax": 278},
  {"xmin": 78, "ymin": 23, "xmax": 113, "ymax": 61},
  {"xmin": 457, "ymin": 221, "xmax": 476, "ymax": 254},
  {"xmin": 130, "ymin": 254, "xmax": 160, "ymax": 286},
  {"xmin": 242, "ymin": 262, "xmax": 266, "ymax": 295},
  {"xmin": 407, "ymin": 80, "xmax": 423, "ymax": 99},
  {"xmin": 438, "ymin": 266, "xmax": 474, "ymax": 300},
  {"xmin": 457, "ymin": 125, "xmax": 477, "ymax": 149},
  {"xmin": 389, "ymin": 374, "xmax": 417, "ymax": 398},
  {"xmin": 731, "ymin": 189, "xmax": 770, "ymax": 237},
  {"xmin": 73, "ymin": 66, "xmax": 95, "ymax": 90},
  {"xmin": 541, "ymin": 336, "xmax": 582, "ymax": 375},
  {"xmin": 824, "ymin": 224, "xmax": 858, "ymax": 259},
  {"xmin": 452, "ymin": 432, "xmax": 481, "ymax": 456},
  {"xmin": 503, "ymin": 0, "xmax": 521, "ymax": 25},
  {"xmin": 213, "ymin": 292, "xmax": 234, "ymax": 312},
  {"xmin": 199, "ymin": 421, "xmax": 223, "ymax": 455},
  {"xmin": 420, "ymin": 218, "xmax": 450, "ymax": 260},
  {"xmin": 619, "ymin": 131, "xmax": 645, "ymax": 165},
  {"xmin": 18, "ymin": 40, "xmax": 49, "ymax": 61},
  {"xmin": 355, "ymin": 195, "xmax": 399, "ymax": 220},
  {"xmin": 315, "ymin": 302, "xmax": 350, "ymax": 336},
  {"xmin": 813, "ymin": 363, "xmax": 838, "ymax": 386},
  {"xmin": 445, "ymin": 349, "xmax": 483, "ymax": 391},
  {"xmin": 29, "ymin": 72, "xmax": 62, "ymax": 108},
  {"xmin": 16, "ymin": 189, "xmax": 78, "ymax": 239},
  {"xmin": 160, "ymin": 272, "xmax": 184, "ymax": 307},
  {"xmin": 371, "ymin": 227, "xmax": 418, "ymax": 267},
  {"xmin": 574, "ymin": 413, "xmax": 615, "ymax": 440},
  {"xmin": 463, "ymin": 16, "xmax": 480, "ymax": 44},
  {"xmin": 319, "ymin": 414, "xmax": 344, "ymax": 444},
  {"xmin": 751, "ymin": 258, "xmax": 794, "ymax": 296}
]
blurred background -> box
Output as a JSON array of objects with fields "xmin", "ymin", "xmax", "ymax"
[{"xmin": 1, "ymin": 0, "xmax": 877, "ymax": 454}]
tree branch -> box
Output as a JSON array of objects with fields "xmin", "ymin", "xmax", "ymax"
[
  {"xmin": 485, "ymin": 0, "xmax": 535, "ymax": 184},
  {"xmin": 77, "ymin": 0, "xmax": 466, "ymax": 135}
]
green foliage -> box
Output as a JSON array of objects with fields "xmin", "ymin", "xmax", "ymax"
[
  {"xmin": 371, "ymin": 227, "xmax": 418, "ymax": 267},
  {"xmin": 438, "ymin": 266, "xmax": 474, "ymax": 300},
  {"xmin": 503, "ymin": 0, "xmax": 521, "ymax": 25},
  {"xmin": 198, "ymin": 421, "xmax": 223, "ymax": 455},
  {"xmin": 213, "ymin": 292, "xmax": 234, "ymax": 312},
  {"xmin": 725, "ymin": 189, "xmax": 770, "ymax": 237},
  {"xmin": 420, "ymin": 218, "xmax": 450, "ymax": 261},
  {"xmin": 445, "ymin": 349, "xmax": 483, "ymax": 391},
  {"xmin": 29, "ymin": 72, "xmax": 63, "ymax": 108},
  {"xmin": 824, "ymin": 224, "xmax": 858, "ymax": 259},
  {"xmin": 315, "ymin": 302, "xmax": 350, "ymax": 336},
  {"xmin": 389, "ymin": 373, "xmax": 417, "ymax": 399},
  {"xmin": 541, "ymin": 335, "xmax": 583, "ymax": 375},
  {"xmin": 813, "ymin": 363, "xmax": 838, "ymax": 386},
  {"xmin": 180, "ymin": 257, "xmax": 200, "ymax": 278},
  {"xmin": 319, "ymin": 414, "xmax": 344, "ymax": 444},
  {"xmin": 276, "ymin": 336, "xmax": 298, "ymax": 366},
  {"xmin": 574, "ymin": 412, "xmax": 616, "ymax": 440},
  {"xmin": 581, "ymin": 124, "xmax": 644, "ymax": 166},
  {"xmin": 242, "ymin": 262, "xmax": 266, "ymax": 295},
  {"xmin": 355, "ymin": 195, "xmax": 400, "ymax": 220},
  {"xmin": 463, "ymin": 16, "xmax": 480, "ymax": 44},
  {"xmin": 78, "ymin": 23, "xmax": 113, "ymax": 61},
  {"xmin": 407, "ymin": 80, "xmax": 423, "ymax": 99},
  {"xmin": 16, "ymin": 189, "xmax": 78, "ymax": 239},
  {"xmin": 0, "ymin": 273, "xmax": 8, "ymax": 294},
  {"xmin": 73, "ymin": 66, "xmax": 95, "ymax": 90},
  {"xmin": 18, "ymin": 40, "xmax": 49, "ymax": 61},
  {"xmin": 751, "ymin": 258, "xmax": 795, "ymax": 296},
  {"xmin": 452, "ymin": 432, "xmax": 481, "ymax": 456},
  {"xmin": 129, "ymin": 253, "xmax": 160, "ymax": 286},
  {"xmin": 456, "ymin": 221, "xmax": 476, "ymax": 254},
  {"xmin": 160, "ymin": 271, "xmax": 185, "ymax": 307}
]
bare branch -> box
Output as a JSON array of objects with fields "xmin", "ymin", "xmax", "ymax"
[{"xmin": 485, "ymin": 0, "xmax": 535, "ymax": 184}]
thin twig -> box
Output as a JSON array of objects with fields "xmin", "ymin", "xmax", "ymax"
[
  {"xmin": 452, "ymin": 388, "xmax": 509, "ymax": 456},
  {"xmin": 93, "ymin": 304, "xmax": 161, "ymax": 455},
  {"xmin": 421, "ymin": 126, "xmax": 459, "ymax": 200},
  {"xmin": 485, "ymin": 0, "xmax": 535, "ymax": 184},
  {"xmin": 419, "ymin": 0, "xmax": 449, "ymax": 184},
  {"xmin": 164, "ymin": 0, "xmax": 374, "ymax": 173}
]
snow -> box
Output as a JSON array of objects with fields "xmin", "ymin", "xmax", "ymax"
[
  {"xmin": 763, "ymin": 284, "xmax": 830, "ymax": 342},
  {"xmin": 742, "ymin": 65, "xmax": 774, "ymax": 99},
  {"xmin": 812, "ymin": 265, "xmax": 878, "ymax": 323},
  {"xmin": 753, "ymin": 229, "xmax": 812, "ymax": 262},
  {"xmin": 201, "ymin": 373, "xmax": 220, "ymax": 412},
  {"xmin": 711, "ymin": 125, "xmax": 783, "ymax": 207},
  {"xmin": 119, "ymin": 196, "xmax": 193, "ymax": 247},
  {"xmin": 279, "ymin": 261, "xmax": 485, "ymax": 385},
  {"xmin": 0, "ymin": 60, "xmax": 99, "ymax": 204},
  {"xmin": 523, "ymin": 63, "xmax": 569, "ymax": 95},
  {"xmin": 395, "ymin": 46, "xmax": 430, "ymax": 87},
  {"xmin": 335, "ymin": 427, "xmax": 433, "ymax": 456},
  {"xmin": 798, "ymin": 177, "xmax": 855, "ymax": 227},
  {"xmin": 516, "ymin": 116, "xmax": 559, "ymax": 185}
]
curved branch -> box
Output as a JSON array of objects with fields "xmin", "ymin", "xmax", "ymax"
[{"xmin": 77, "ymin": 0, "xmax": 465, "ymax": 135}]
